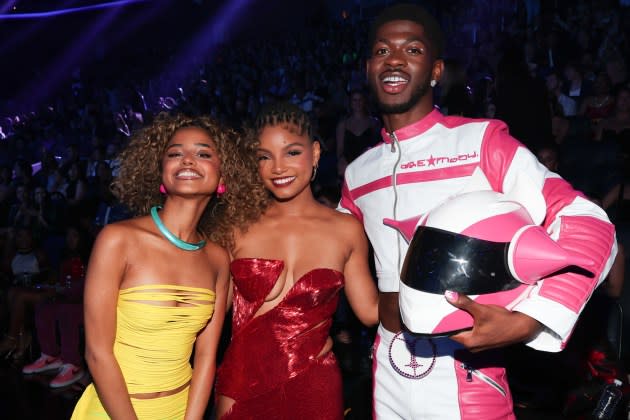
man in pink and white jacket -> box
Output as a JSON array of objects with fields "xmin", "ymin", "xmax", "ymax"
[{"xmin": 338, "ymin": 4, "xmax": 618, "ymax": 419}]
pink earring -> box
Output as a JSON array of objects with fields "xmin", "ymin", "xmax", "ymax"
[
  {"xmin": 159, "ymin": 184, "xmax": 167, "ymax": 194},
  {"xmin": 217, "ymin": 184, "xmax": 227, "ymax": 197}
]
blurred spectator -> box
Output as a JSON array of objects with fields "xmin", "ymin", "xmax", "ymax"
[
  {"xmin": 546, "ymin": 71, "xmax": 577, "ymax": 117},
  {"xmin": 46, "ymin": 166, "xmax": 67, "ymax": 198},
  {"xmin": 62, "ymin": 161, "xmax": 88, "ymax": 225},
  {"xmin": 290, "ymin": 79, "xmax": 324, "ymax": 113},
  {"xmin": 0, "ymin": 227, "xmax": 51, "ymax": 363},
  {"xmin": 7, "ymin": 184, "xmax": 36, "ymax": 229},
  {"xmin": 335, "ymin": 89, "xmax": 380, "ymax": 177},
  {"xmin": 437, "ymin": 58, "xmax": 475, "ymax": 117},
  {"xmin": 21, "ymin": 225, "xmax": 90, "ymax": 387},
  {"xmin": 105, "ymin": 142, "xmax": 121, "ymax": 177},
  {"xmin": 91, "ymin": 164, "xmax": 130, "ymax": 237},
  {"xmin": 0, "ymin": 166, "xmax": 13, "ymax": 228},
  {"xmin": 563, "ymin": 61, "xmax": 592, "ymax": 104},
  {"xmin": 606, "ymin": 54, "xmax": 628, "ymax": 90},
  {"xmin": 597, "ymin": 86, "xmax": 630, "ymax": 222},
  {"xmin": 10, "ymin": 160, "xmax": 34, "ymax": 191},
  {"xmin": 579, "ymin": 71, "xmax": 615, "ymax": 124},
  {"xmin": 33, "ymin": 152, "xmax": 59, "ymax": 191},
  {"xmin": 85, "ymin": 147, "xmax": 105, "ymax": 179},
  {"xmin": 495, "ymin": 47, "xmax": 552, "ymax": 152},
  {"xmin": 58, "ymin": 144, "xmax": 80, "ymax": 177},
  {"xmin": 31, "ymin": 186, "xmax": 64, "ymax": 239}
]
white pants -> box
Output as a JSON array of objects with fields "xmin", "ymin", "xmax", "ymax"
[{"xmin": 372, "ymin": 324, "xmax": 515, "ymax": 419}]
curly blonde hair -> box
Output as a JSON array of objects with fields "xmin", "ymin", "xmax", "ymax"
[{"xmin": 113, "ymin": 112, "xmax": 268, "ymax": 249}]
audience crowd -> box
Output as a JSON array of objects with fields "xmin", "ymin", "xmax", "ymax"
[{"xmin": 0, "ymin": 0, "xmax": 629, "ymax": 417}]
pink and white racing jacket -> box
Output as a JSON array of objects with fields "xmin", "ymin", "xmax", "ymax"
[{"xmin": 339, "ymin": 109, "xmax": 617, "ymax": 352}]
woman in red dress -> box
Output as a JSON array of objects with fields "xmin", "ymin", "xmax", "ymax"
[{"xmin": 215, "ymin": 102, "xmax": 378, "ymax": 419}]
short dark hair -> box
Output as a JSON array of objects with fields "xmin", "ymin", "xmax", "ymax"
[{"xmin": 368, "ymin": 3, "xmax": 444, "ymax": 59}]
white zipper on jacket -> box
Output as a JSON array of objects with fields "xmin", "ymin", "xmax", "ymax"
[{"xmin": 389, "ymin": 131, "xmax": 403, "ymax": 274}]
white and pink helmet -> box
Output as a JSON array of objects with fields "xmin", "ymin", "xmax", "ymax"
[{"xmin": 399, "ymin": 171, "xmax": 594, "ymax": 337}]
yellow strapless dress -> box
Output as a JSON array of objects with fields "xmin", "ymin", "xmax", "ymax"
[{"xmin": 72, "ymin": 284, "xmax": 215, "ymax": 420}]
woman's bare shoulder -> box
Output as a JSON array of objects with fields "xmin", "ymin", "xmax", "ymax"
[
  {"xmin": 95, "ymin": 217, "xmax": 150, "ymax": 247},
  {"xmin": 204, "ymin": 240, "xmax": 230, "ymax": 265},
  {"xmin": 321, "ymin": 206, "xmax": 364, "ymax": 233}
]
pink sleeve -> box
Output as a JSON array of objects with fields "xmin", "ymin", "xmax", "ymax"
[
  {"xmin": 540, "ymin": 178, "xmax": 586, "ymax": 229},
  {"xmin": 537, "ymin": 216, "xmax": 615, "ymax": 313},
  {"xmin": 338, "ymin": 180, "xmax": 363, "ymax": 223},
  {"xmin": 479, "ymin": 120, "xmax": 618, "ymax": 350},
  {"xmin": 478, "ymin": 120, "xmax": 519, "ymax": 193}
]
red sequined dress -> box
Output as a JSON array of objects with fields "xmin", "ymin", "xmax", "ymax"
[{"xmin": 216, "ymin": 258, "xmax": 344, "ymax": 420}]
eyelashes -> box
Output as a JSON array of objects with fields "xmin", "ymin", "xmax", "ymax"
[
  {"xmin": 257, "ymin": 150, "xmax": 303, "ymax": 161},
  {"xmin": 166, "ymin": 152, "xmax": 213, "ymax": 159}
]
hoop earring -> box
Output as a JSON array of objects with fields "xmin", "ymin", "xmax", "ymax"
[
  {"xmin": 310, "ymin": 165, "xmax": 318, "ymax": 182},
  {"xmin": 430, "ymin": 79, "xmax": 437, "ymax": 88}
]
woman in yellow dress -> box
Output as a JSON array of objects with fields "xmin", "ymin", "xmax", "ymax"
[{"xmin": 71, "ymin": 113, "xmax": 262, "ymax": 419}]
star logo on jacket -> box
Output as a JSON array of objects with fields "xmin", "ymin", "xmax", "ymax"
[{"xmin": 399, "ymin": 151, "xmax": 479, "ymax": 170}]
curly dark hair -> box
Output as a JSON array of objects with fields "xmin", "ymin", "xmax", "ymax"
[
  {"xmin": 253, "ymin": 101, "xmax": 314, "ymax": 140},
  {"xmin": 113, "ymin": 112, "xmax": 267, "ymax": 249},
  {"xmin": 234, "ymin": 102, "xmax": 319, "ymax": 225}
]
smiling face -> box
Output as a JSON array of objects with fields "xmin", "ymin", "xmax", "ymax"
[
  {"xmin": 161, "ymin": 126, "xmax": 222, "ymax": 197},
  {"xmin": 256, "ymin": 124, "xmax": 320, "ymax": 202},
  {"xmin": 367, "ymin": 19, "xmax": 442, "ymax": 120}
]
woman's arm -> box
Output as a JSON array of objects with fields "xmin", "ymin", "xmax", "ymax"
[
  {"xmin": 342, "ymin": 216, "xmax": 379, "ymax": 326},
  {"xmin": 184, "ymin": 250, "xmax": 230, "ymax": 419},
  {"xmin": 83, "ymin": 224, "xmax": 138, "ymax": 419}
]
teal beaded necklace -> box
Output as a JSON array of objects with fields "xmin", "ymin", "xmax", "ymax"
[{"xmin": 150, "ymin": 206, "xmax": 206, "ymax": 251}]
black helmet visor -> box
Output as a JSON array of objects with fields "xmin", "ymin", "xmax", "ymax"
[{"xmin": 401, "ymin": 226, "xmax": 521, "ymax": 295}]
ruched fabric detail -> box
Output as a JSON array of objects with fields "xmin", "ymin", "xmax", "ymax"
[{"xmin": 72, "ymin": 284, "xmax": 214, "ymax": 419}]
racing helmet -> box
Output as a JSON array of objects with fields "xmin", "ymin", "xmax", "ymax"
[{"xmin": 399, "ymin": 188, "xmax": 594, "ymax": 337}]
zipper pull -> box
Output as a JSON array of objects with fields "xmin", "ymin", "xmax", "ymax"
[
  {"xmin": 462, "ymin": 363, "xmax": 473, "ymax": 382},
  {"xmin": 389, "ymin": 132, "xmax": 397, "ymax": 153}
]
